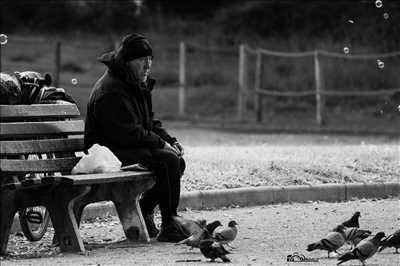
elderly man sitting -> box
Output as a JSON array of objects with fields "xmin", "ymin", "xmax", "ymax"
[{"xmin": 84, "ymin": 33, "xmax": 188, "ymax": 242}]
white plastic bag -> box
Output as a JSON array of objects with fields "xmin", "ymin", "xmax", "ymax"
[{"xmin": 71, "ymin": 144, "xmax": 122, "ymax": 174}]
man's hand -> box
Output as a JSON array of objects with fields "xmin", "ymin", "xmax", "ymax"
[
  {"xmin": 164, "ymin": 142, "xmax": 179, "ymax": 155},
  {"xmin": 172, "ymin": 142, "xmax": 184, "ymax": 156}
]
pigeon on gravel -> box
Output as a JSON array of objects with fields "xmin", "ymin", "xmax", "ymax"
[
  {"xmin": 200, "ymin": 239, "xmax": 231, "ymax": 262},
  {"xmin": 213, "ymin": 220, "xmax": 238, "ymax": 246},
  {"xmin": 341, "ymin": 211, "xmax": 361, "ymax": 228},
  {"xmin": 173, "ymin": 216, "xmax": 205, "ymax": 236},
  {"xmin": 340, "ymin": 227, "xmax": 372, "ymax": 248},
  {"xmin": 307, "ymin": 225, "xmax": 346, "ymax": 257},
  {"xmin": 206, "ymin": 220, "xmax": 222, "ymax": 235},
  {"xmin": 175, "ymin": 227, "xmax": 210, "ymax": 249},
  {"xmin": 337, "ymin": 232, "xmax": 385, "ymax": 265},
  {"xmin": 175, "ymin": 220, "xmax": 225, "ymax": 249},
  {"xmin": 379, "ymin": 229, "xmax": 400, "ymax": 254},
  {"xmin": 195, "ymin": 219, "xmax": 207, "ymax": 228}
]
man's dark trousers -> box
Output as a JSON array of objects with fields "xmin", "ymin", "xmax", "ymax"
[
  {"xmin": 114, "ymin": 147, "xmax": 185, "ymax": 225},
  {"xmin": 140, "ymin": 149, "xmax": 185, "ymax": 224}
]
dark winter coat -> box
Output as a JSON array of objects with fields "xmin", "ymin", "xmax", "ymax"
[{"xmin": 84, "ymin": 52, "xmax": 177, "ymax": 165}]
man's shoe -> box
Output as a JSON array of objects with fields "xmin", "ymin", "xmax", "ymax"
[
  {"xmin": 143, "ymin": 214, "xmax": 159, "ymax": 238},
  {"xmin": 156, "ymin": 220, "xmax": 190, "ymax": 242}
]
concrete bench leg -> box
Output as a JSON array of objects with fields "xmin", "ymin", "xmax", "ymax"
[
  {"xmin": 113, "ymin": 194, "xmax": 149, "ymax": 242},
  {"xmin": 51, "ymin": 202, "xmax": 87, "ymax": 246},
  {"xmin": 43, "ymin": 185, "xmax": 91, "ymax": 253},
  {"xmin": 111, "ymin": 179, "xmax": 155, "ymax": 242},
  {"xmin": 0, "ymin": 190, "xmax": 17, "ymax": 255}
]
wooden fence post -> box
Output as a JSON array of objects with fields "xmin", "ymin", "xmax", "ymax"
[
  {"xmin": 0, "ymin": 34, "xmax": 7, "ymax": 73},
  {"xmin": 254, "ymin": 50, "xmax": 263, "ymax": 122},
  {"xmin": 314, "ymin": 50, "xmax": 325, "ymax": 125},
  {"xmin": 53, "ymin": 41, "xmax": 61, "ymax": 87},
  {"xmin": 179, "ymin": 41, "xmax": 186, "ymax": 116},
  {"xmin": 238, "ymin": 44, "xmax": 247, "ymax": 121},
  {"xmin": 0, "ymin": 42, "xmax": 2, "ymax": 73}
]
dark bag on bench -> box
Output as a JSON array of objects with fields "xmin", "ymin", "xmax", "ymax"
[{"xmin": 0, "ymin": 71, "xmax": 75, "ymax": 104}]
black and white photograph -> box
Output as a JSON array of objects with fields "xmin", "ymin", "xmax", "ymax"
[{"xmin": 0, "ymin": 0, "xmax": 399, "ymax": 265}]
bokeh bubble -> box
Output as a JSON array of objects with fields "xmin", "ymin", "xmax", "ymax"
[
  {"xmin": 0, "ymin": 34, "xmax": 8, "ymax": 45},
  {"xmin": 343, "ymin": 47, "xmax": 350, "ymax": 54},
  {"xmin": 375, "ymin": 0, "xmax": 383, "ymax": 8},
  {"xmin": 71, "ymin": 78, "xmax": 78, "ymax": 85},
  {"xmin": 376, "ymin": 60, "xmax": 384, "ymax": 69},
  {"xmin": 383, "ymin": 13, "xmax": 389, "ymax": 19}
]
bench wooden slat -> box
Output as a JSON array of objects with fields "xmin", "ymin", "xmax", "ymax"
[
  {"xmin": 0, "ymin": 138, "xmax": 85, "ymax": 154},
  {"xmin": 0, "ymin": 157, "xmax": 81, "ymax": 173},
  {"xmin": 1, "ymin": 182, "xmax": 21, "ymax": 190},
  {"xmin": 1, "ymin": 178, "xmax": 60, "ymax": 190},
  {"xmin": 0, "ymin": 121, "xmax": 84, "ymax": 138},
  {"xmin": 42, "ymin": 171, "xmax": 154, "ymax": 185},
  {"xmin": 0, "ymin": 104, "xmax": 80, "ymax": 119},
  {"xmin": 21, "ymin": 178, "xmax": 42, "ymax": 187}
]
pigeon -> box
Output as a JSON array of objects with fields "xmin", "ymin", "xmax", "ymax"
[
  {"xmin": 206, "ymin": 220, "xmax": 222, "ymax": 235},
  {"xmin": 337, "ymin": 231, "xmax": 386, "ymax": 266},
  {"xmin": 379, "ymin": 229, "xmax": 400, "ymax": 253},
  {"xmin": 175, "ymin": 220, "xmax": 223, "ymax": 249},
  {"xmin": 213, "ymin": 220, "xmax": 238, "ymax": 246},
  {"xmin": 195, "ymin": 219, "xmax": 207, "ymax": 228},
  {"xmin": 199, "ymin": 239, "xmax": 231, "ymax": 262},
  {"xmin": 332, "ymin": 224, "xmax": 346, "ymax": 235},
  {"xmin": 307, "ymin": 225, "xmax": 346, "ymax": 257},
  {"xmin": 173, "ymin": 216, "xmax": 205, "ymax": 236},
  {"xmin": 341, "ymin": 227, "xmax": 372, "ymax": 248},
  {"xmin": 175, "ymin": 227, "xmax": 211, "ymax": 249},
  {"xmin": 341, "ymin": 211, "xmax": 361, "ymax": 228}
]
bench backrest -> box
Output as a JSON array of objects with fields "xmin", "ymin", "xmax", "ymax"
[{"xmin": 0, "ymin": 104, "xmax": 85, "ymax": 177}]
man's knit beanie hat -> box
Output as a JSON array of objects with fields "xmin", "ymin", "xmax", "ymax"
[{"xmin": 116, "ymin": 33, "xmax": 152, "ymax": 62}]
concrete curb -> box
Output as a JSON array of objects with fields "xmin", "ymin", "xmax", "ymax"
[
  {"xmin": 178, "ymin": 182, "xmax": 400, "ymax": 210},
  {"xmin": 11, "ymin": 182, "xmax": 400, "ymax": 233}
]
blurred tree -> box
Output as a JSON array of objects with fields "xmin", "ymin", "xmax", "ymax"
[
  {"xmin": 1, "ymin": 0, "xmax": 399, "ymax": 51},
  {"xmin": 1, "ymin": 0, "xmax": 72, "ymax": 32},
  {"xmin": 212, "ymin": 0, "xmax": 400, "ymax": 50},
  {"xmin": 1, "ymin": 0, "xmax": 141, "ymax": 34},
  {"xmin": 143, "ymin": 0, "xmax": 240, "ymax": 19}
]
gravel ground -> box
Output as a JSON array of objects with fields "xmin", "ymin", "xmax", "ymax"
[
  {"xmin": 2, "ymin": 130, "xmax": 398, "ymax": 265},
  {"xmin": 1, "ymin": 198, "xmax": 399, "ymax": 265},
  {"xmin": 168, "ymin": 129, "xmax": 399, "ymax": 191}
]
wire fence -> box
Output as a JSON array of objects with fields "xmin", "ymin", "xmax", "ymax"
[{"xmin": 243, "ymin": 45, "xmax": 400, "ymax": 123}]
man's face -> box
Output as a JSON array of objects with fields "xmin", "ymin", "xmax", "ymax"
[{"xmin": 127, "ymin": 56, "xmax": 152, "ymax": 83}]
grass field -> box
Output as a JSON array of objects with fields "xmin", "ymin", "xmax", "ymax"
[{"xmin": 163, "ymin": 127, "xmax": 400, "ymax": 192}]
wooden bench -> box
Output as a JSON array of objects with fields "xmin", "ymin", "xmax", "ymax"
[{"xmin": 0, "ymin": 104, "xmax": 156, "ymax": 255}]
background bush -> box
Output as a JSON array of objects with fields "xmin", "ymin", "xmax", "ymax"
[{"xmin": 1, "ymin": 0, "xmax": 399, "ymax": 124}]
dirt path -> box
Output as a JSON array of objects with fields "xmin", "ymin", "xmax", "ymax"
[{"xmin": 1, "ymin": 198, "xmax": 399, "ymax": 265}]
